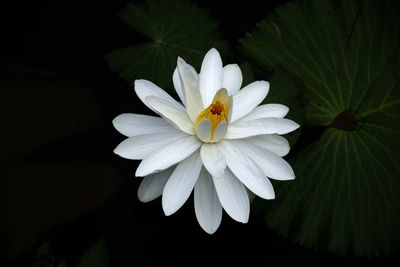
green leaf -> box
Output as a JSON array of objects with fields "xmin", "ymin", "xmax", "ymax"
[
  {"xmin": 105, "ymin": 0, "xmax": 231, "ymax": 91},
  {"xmin": 240, "ymin": 0, "xmax": 400, "ymax": 256},
  {"xmin": 76, "ymin": 238, "xmax": 108, "ymax": 267}
]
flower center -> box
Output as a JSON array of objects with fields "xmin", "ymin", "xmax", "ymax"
[
  {"xmin": 210, "ymin": 101, "xmax": 224, "ymax": 115},
  {"xmin": 195, "ymin": 88, "xmax": 232, "ymax": 143}
]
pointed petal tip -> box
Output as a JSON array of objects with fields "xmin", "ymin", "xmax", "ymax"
[
  {"xmin": 283, "ymin": 119, "xmax": 300, "ymax": 133},
  {"xmin": 163, "ymin": 208, "xmax": 174, "ymax": 216},
  {"xmin": 292, "ymin": 121, "xmax": 301, "ymax": 130},
  {"xmin": 204, "ymin": 48, "xmax": 221, "ymax": 61},
  {"xmin": 177, "ymin": 56, "xmax": 185, "ymax": 65},
  {"xmin": 112, "ymin": 147, "xmax": 120, "ymax": 156},
  {"xmin": 137, "ymin": 194, "xmax": 150, "ymax": 203},
  {"xmin": 202, "ymin": 225, "xmax": 219, "ymax": 235},
  {"xmin": 162, "ymin": 196, "xmax": 178, "ymax": 216},
  {"xmin": 277, "ymin": 166, "xmax": 296, "ymax": 181},
  {"xmin": 111, "ymin": 116, "xmax": 119, "ymax": 128},
  {"xmin": 208, "ymin": 47, "xmax": 218, "ymax": 53},
  {"xmin": 133, "ymin": 79, "xmax": 147, "ymax": 88},
  {"xmin": 267, "ymin": 189, "xmax": 276, "ymax": 200},
  {"xmin": 257, "ymin": 189, "xmax": 276, "ymax": 200},
  {"xmin": 259, "ymin": 80, "xmax": 270, "ymax": 98},
  {"xmin": 113, "ymin": 144, "xmax": 126, "ymax": 158},
  {"xmin": 259, "ymin": 80, "xmax": 270, "ymax": 91},
  {"xmin": 135, "ymin": 167, "xmax": 145, "ymax": 177},
  {"xmin": 239, "ymin": 215, "xmax": 249, "ymax": 224},
  {"xmin": 284, "ymin": 105, "xmax": 290, "ymax": 112}
]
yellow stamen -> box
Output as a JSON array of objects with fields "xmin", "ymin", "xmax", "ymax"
[{"xmin": 195, "ymin": 88, "xmax": 232, "ymax": 141}]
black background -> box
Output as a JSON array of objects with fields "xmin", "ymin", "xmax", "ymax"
[{"xmin": 1, "ymin": 0, "xmax": 398, "ymax": 265}]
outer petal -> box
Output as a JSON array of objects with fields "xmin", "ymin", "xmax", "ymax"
[
  {"xmin": 223, "ymin": 64, "xmax": 242, "ymax": 96},
  {"xmin": 137, "ymin": 166, "xmax": 175, "ymax": 203},
  {"xmin": 162, "ymin": 151, "xmax": 202, "ymax": 216},
  {"xmin": 213, "ymin": 169, "xmax": 249, "ymax": 223},
  {"xmin": 225, "ymin": 117, "xmax": 300, "ymax": 139},
  {"xmin": 240, "ymin": 104, "xmax": 289, "ymax": 122},
  {"xmin": 194, "ymin": 168, "xmax": 223, "ymax": 234},
  {"xmin": 177, "ymin": 58, "xmax": 203, "ymax": 122},
  {"xmin": 146, "ymin": 96, "xmax": 195, "ymax": 135},
  {"xmin": 173, "ymin": 68, "xmax": 186, "ymax": 106},
  {"xmin": 234, "ymin": 140, "xmax": 295, "ymax": 181},
  {"xmin": 220, "ymin": 140, "xmax": 275, "ymax": 199},
  {"xmin": 246, "ymin": 134, "xmax": 290, "ymax": 157},
  {"xmin": 135, "ymin": 135, "xmax": 201, "ymax": 177},
  {"xmin": 134, "ymin": 79, "xmax": 186, "ymax": 113},
  {"xmin": 112, "ymin": 113, "xmax": 176, "ymax": 137},
  {"xmin": 199, "ymin": 48, "xmax": 223, "ymax": 107},
  {"xmin": 200, "ymin": 143, "xmax": 226, "ymax": 177},
  {"xmin": 114, "ymin": 131, "xmax": 184, "ymax": 160},
  {"xmin": 230, "ymin": 81, "xmax": 269, "ymax": 123}
]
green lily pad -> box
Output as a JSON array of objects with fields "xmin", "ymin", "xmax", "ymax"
[
  {"xmin": 105, "ymin": 0, "xmax": 231, "ymax": 91},
  {"xmin": 76, "ymin": 238, "xmax": 108, "ymax": 267},
  {"xmin": 240, "ymin": 0, "xmax": 400, "ymax": 256}
]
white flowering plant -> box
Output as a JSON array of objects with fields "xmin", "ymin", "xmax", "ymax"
[{"xmin": 113, "ymin": 48, "xmax": 299, "ymax": 233}]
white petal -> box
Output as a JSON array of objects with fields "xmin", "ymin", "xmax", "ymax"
[
  {"xmin": 112, "ymin": 113, "xmax": 176, "ymax": 137},
  {"xmin": 230, "ymin": 81, "xmax": 270, "ymax": 123},
  {"xmin": 196, "ymin": 119, "xmax": 212, "ymax": 143},
  {"xmin": 173, "ymin": 68, "xmax": 186, "ymax": 106},
  {"xmin": 162, "ymin": 151, "xmax": 202, "ymax": 216},
  {"xmin": 114, "ymin": 131, "xmax": 184, "ymax": 160},
  {"xmin": 213, "ymin": 169, "xmax": 249, "ymax": 223},
  {"xmin": 199, "ymin": 48, "xmax": 223, "ymax": 107},
  {"xmin": 212, "ymin": 120, "xmax": 228, "ymax": 142},
  {"xmin": 225, "ymin": 117, "xmax": 300, "ymax": 139},
  {"xmin": 246, "ymin": 134, "xmax": 290, "ymax": 157},
  {"xmin": 134, "ymin": 79, "xmax": 186, "ymax": 113},
  {"xmin": 200, "ymin": 143, "xmax": 226, "ymax": 177},
  {"xmin": 220, "ymin": 140, "xmax": 275, "ymax": 199},
  {"xmin": 136, "ymin": 135, "xmax": 201, "ymax": 177},
  {"xmin": 223, "ymin": 64, "xmax": 243, "ymax": 96},
  {"xmin": 177, "ymin": 58, "xmax": 203, "ymax": 122},
  {"xmin": 240, "ymin": 104, "xmax": 289, "ymax": 122},
  {"xmin": 233, "ymin": 140, "xmax": 295, "ymax": 181},
  {"xmin": 137, "ymin": 166, "xmax": 175, "ymax": 203},
  {"xmin": 194, "ymin": 168, "xmax": 222, "ymax": 234},
  {"xmin": 146, "ymin": 96, "xmax": 194, "ymax": 135}
]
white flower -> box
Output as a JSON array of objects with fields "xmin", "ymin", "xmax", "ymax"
[{"xmin": 113, "ymin": 48, "xmax": 300, "ymax": 234}]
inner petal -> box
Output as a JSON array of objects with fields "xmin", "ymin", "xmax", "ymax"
[{"xmin": 195, "ymin": 88, "xmax": 232, "ymax": 143}]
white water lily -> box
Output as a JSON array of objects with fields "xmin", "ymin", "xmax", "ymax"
[{"xmin": 113, "ymin": 48, "xmax": 299, "ymax": 234}]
